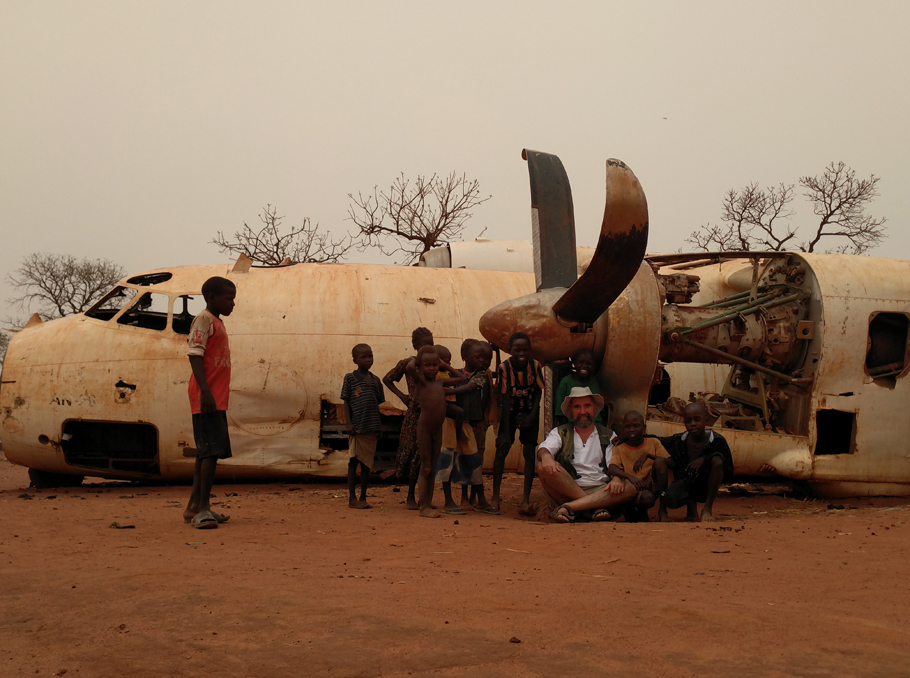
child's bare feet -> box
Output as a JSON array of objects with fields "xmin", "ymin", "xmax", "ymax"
[
  {"xmin": 419, "ymin": 507, "xmax": 441, "ymax": 518},
  {"xmin": 406, "ymin": 497, "xmax": 419, "ymax": 510},
  {"xmin": 490, "ymin": 496, "xmax": 501, "ymax": 511},
  {"xmin": 685, "ymin": 501, "xmax": 699, "ymax": 522},
  {"xmin": 183, "ymin": 508, "xmax": 197, "ymax": 522},
  {"xmin": 658, "ymin": 507, "xmax": 670, "ymax": 522},
  {"xmin": 700, "ymin": 507, "xmax": 715, "ymax": 522},
  {"xmin": 518, "ymin": 501, "xmax": 536, "ymax": 516},
  {"xmin": 349, "ymin": 499, "xmax": 371, "ymax": 509}
]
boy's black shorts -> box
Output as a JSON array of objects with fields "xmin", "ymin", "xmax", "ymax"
[
  {"xmin": 496, "ymin": 413, "xmax": 540, "ymax": 451},
  {"xmin": 192, "ymin": 410, "xmax": 233, "ymax": 460}
]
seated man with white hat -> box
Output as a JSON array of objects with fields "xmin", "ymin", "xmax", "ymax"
[{"xmin": 536, "ymin": 386, "xmax": 637, "ymax": 522}]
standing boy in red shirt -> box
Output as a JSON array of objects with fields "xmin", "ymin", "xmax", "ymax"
[{"xmin": 183, "ymin": 276, "xmax": 236, "ymax": 529}]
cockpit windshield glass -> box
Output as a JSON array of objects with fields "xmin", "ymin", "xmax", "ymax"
[
  {"xmin": 173, "ymin": 295, "xmax": 206, "ymax": 335},
  {"xmin": 84, "ymin": 287, "xmax": 138, "ymax": 321},
  {"xmin": 126, "ymin": 272, "xmax": 173, "ymax": 286},
  {"xmin": 116, "ymin": 292, "xmax": 170, "ymax": 331}
]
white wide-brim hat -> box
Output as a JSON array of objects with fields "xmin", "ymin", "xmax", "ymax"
[{"xmin": 560, "ymin": 386, "xmax": 605, "ymax": 420}]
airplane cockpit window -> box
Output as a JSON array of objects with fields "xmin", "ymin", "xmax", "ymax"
[
  {"xmin": 116, "ymin": 292, "xmax": 170, "ymax": 331},
  {"xmin": 172, "ymin": 295, "xmax": 206, "ymax": 335},
  {"xmin": 865, "ymin": 312, "xmax": 909, "ymax": 389},
  {"xmin": 127, "ymin": 272, "xmax": 173, "ymax": 286},
  {"xmin": 84, "ymin": 286, "xmax": 137, "ymax": 321}
]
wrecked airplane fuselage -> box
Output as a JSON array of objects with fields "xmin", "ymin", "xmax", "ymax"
[{"xmin": 0, "ymin": 259, "xmax": 537, "ymax": 482}]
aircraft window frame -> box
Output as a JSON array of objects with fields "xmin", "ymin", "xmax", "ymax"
[
  {"xmin": 172, "ymin": 294, "xmax": 207, "ymax": 335},
  {"xmin": 84, "ymin": 286, "xmax": 138, "ymax": 322},
  {"xmin": 864, "ymin": 312, "xmax": 909, "ymax": 389},
  {"xmin": 115, "ymin": 291, "xmax": 172, "ymax": 332}
]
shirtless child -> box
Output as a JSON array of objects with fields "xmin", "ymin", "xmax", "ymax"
[
  {"xmin": 406, "ymin": 346, "xmax": 466, "ymax": 518},
  {"xmin": 608, "ymin": 410, "xmax": 670, "ymax": 522},
  {"xmin": 434, "ymin": 345, "xmax": 468, "ymax": 441}
]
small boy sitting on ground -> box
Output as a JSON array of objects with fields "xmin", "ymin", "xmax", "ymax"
[
  {"xmin": 184, "ymin": 276, "xmax": 237, "ymax": 530},
  {"xmin": 494, "ymin": 332, "xmax": 544, "ymax": 515},
  {"xmin": 657, "ymin": 402, "xmax": 734, "ymax": 522},
  {"xmin": 555, "ymin": 349, "xmax": 603, "ymax": 426},
  {"xmin": 608, "ymin": 410, "xmax": 670, "ymax": 522},
  {"xmin": 341, "ymin": 343, "xmax": 386, "ymax": 509},
  {"xmin": 406, "ymin": 346, "xmax": 465, "ymax": 518}
]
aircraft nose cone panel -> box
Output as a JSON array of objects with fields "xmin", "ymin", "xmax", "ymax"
[{"xmin": 479, "ymin": 288, "xmax": 596, "ymax": 365}]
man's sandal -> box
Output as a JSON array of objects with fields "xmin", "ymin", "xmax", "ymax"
[
  {"xmin": 554, "ymin": 505, "xmax": 575, "ymax": 523},
  {"xmin": 591, "ymin": 508, "xmax": 612, "ymax": 522}
]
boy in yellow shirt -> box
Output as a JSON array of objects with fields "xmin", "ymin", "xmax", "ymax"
[{"xmin": 609, "ymin": 410, "xmax": 670, "ymax": 522}]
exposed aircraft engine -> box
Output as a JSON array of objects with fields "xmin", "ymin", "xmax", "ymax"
[{"xmin": 479, "ymin": 149, "xmax": 910, "ymax": 497}]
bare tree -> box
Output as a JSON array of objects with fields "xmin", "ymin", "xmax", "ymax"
[
  {"xmin": 687, "ymin": 163, "xmax": 886, "ymax": 255},
  {"xmin": 212, "ymin": 205, "xmax": 353, "ymax": 265},
  {"xmin": 0, "ymin": 330, "xmax": 9, "ymax": 368},
  {"xmin": 799, "ymin": 162, "xmax": 887, "ymax": 254},
  {"xmin": 688, "ymin": 182, "xmax": 796, "ymax": 251},
  {"xmin": 7, "ymin": 253, "xmax": 125, "ymax": 322},
  {"xmin": 347, "ymin": 172, "xmax": 492, "ymax": 264}
]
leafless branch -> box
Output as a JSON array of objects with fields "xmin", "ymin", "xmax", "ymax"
[
  {"xmin": 6, "ymin": 253, "xmax": 125, "ymax": 322},
  {"xmin": 347, "ymin": 172, "xmax": 492, "ymax": 264},
  {"xmin": 212, "ymin": 205, "xmax": 353, "ymax": 265},
  {"xmin": 688, "ymin": 163, "xmax": 885, "ymax": 255},
  {"xmin": 799, "ymin": 162, "xmax": 887, "ymax": 255},
  {"xmin": 686, "ymin": 223, "xmax": 741, "ymax": 251}
]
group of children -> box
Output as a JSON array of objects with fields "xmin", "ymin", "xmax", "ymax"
[
  {"xmin": 355, "ymin": 328, "xmax": 502, "ymax": 518},
  {"xmin": 182, "ymin": 275, "xmax": 727, "ymax": 529}
]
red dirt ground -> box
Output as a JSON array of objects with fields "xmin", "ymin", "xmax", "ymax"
[{"xmin": 2, "ymin": 455, "xmax": 909, "ymax": 678}]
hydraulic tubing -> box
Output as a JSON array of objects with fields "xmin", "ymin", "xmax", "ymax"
[
  {"xmin": 680, "ymin": 338, "xmax": 813, "ymax": 386},
  {"xmin": 678, "ymin": 290, "xmax": 809, "ymax": 337}
]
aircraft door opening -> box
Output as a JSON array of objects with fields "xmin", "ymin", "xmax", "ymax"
[
  {"xmin": 814, "ymin": 410, "xmax": 856, "ymax": 456},
  {"xmin": 865, "ymin": 312, "xmax": 909, "ymax": 389},
  {"xmin": 61, "ymin": 420, "xmax": 160, "ymax": 475}
]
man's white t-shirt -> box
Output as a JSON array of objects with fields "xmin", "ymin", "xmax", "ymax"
[{"xmin": 538, "ymin": 427, "xmax": 614, "ymax": 488}]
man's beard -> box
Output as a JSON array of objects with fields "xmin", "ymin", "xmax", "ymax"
[{"xmin": 575, "ymin": 414, "xmax": 593, "ymax": 429}]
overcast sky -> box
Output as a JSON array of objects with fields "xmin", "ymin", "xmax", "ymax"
[{"xmin": 2, "ymin": 1, "xmax": 907, "ymax": 325}]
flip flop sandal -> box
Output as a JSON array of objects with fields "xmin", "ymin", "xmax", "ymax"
[
  {"xmin": 473, "ymin": 506, "xmax": 500, "ymax": 515},
  {"xmin": 191, "ymin": 511, "xmax": 219, "ymax": 529},
  {"xmin": 441, "ymin": 508, "xmax": 466, "ymax": 515},
  {"xmin": 554, "ymin": 505, "xmax": 575, "ymax": 523}
]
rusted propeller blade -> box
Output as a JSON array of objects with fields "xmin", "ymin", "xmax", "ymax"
[
  {"xmin": 522, "ymin": 149, "xmax": 578, "ymax": 290},
  {"xmin": 551, "ymin": 158, "xmax": 648, "ymax": 324}
]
